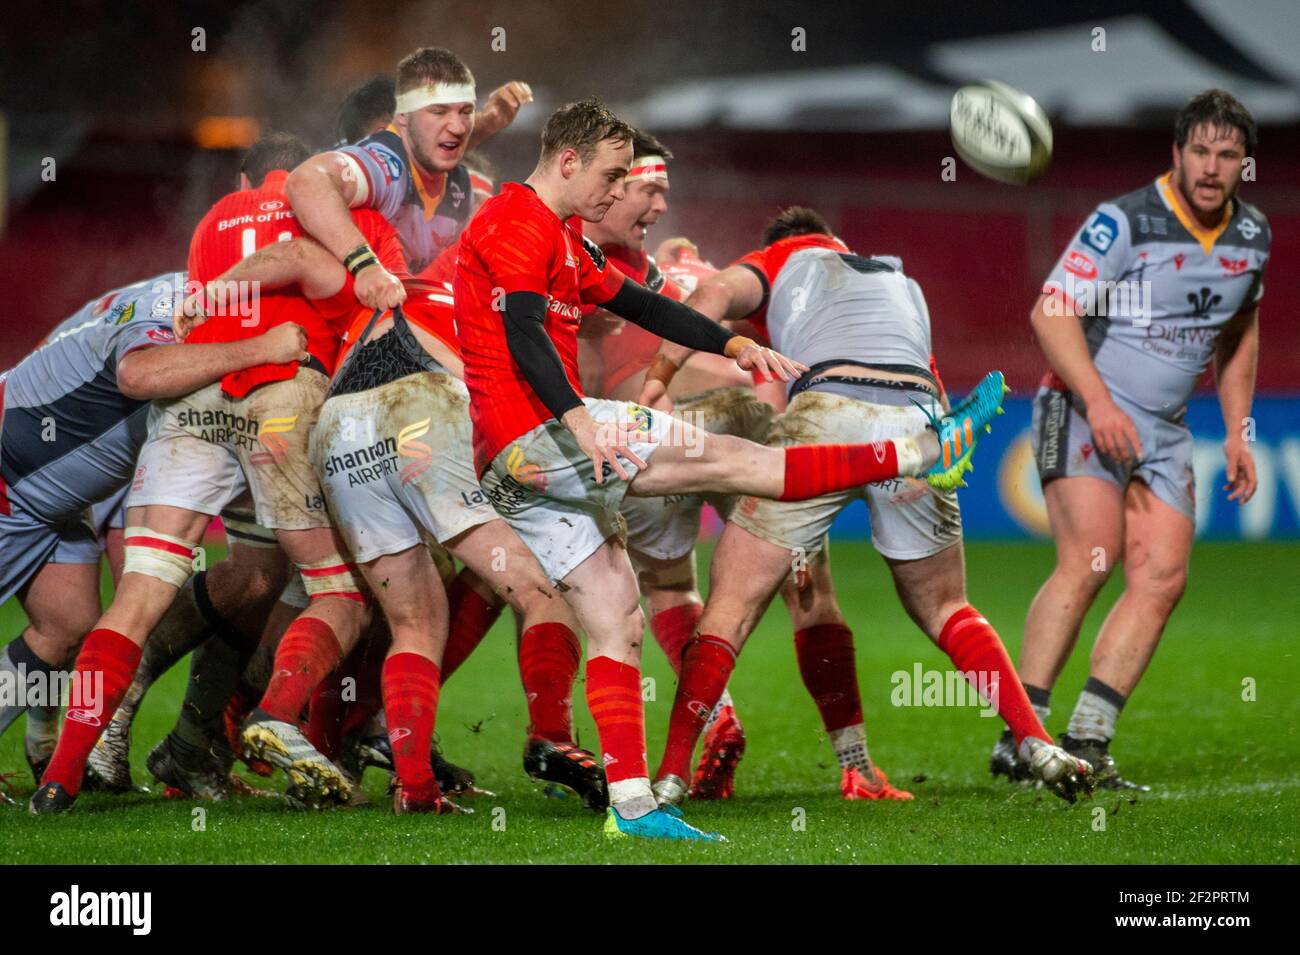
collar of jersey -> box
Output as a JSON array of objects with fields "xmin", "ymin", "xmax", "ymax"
[
  {"xmin": 261, "ymin": 169, "xmax": 290, "ymax": 193},
  {"xmin": 503, "ymin": 181, "xmax": 564, "ymax": 227},
  {"xmin": 1156, "ymin": 171, "xmax": 1233, "ymax": 255},
  {"xmin": 387, "ymin": 123, "xmax": 446, "ymax": 222}
]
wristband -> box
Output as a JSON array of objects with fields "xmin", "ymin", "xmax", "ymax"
[
  {"xmin": 723, "ymin": 335, "xmax": 757, "ymax": 359},
  {"xmin": 343, "ymin": 243, "xmax": 379, "ymax": 277},
  {"xmin": 646, "ymin": 353, "xmax": 681, "ymax": 388}
]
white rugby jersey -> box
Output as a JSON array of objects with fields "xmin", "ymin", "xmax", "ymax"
[{"xmin": 1042, "ymin": 173, "xmax": 1269, "ymax": 419}]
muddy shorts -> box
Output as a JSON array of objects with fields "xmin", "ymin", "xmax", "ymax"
[
  {"xmin": 479, "ymin": 397, "xmax": 674, "ymax": 583},
  {"xmin": 619, "ymin": 387, "xmax": 773, "ymax": 563},
  {"xmin": 128, "ymin": 367, "xmax": 331, "ymax": 530},
  {"xmin": 312, "ymin": 370, "xmax": 494, "ymax": 564},
  {"xmin": 730, "ymin": 384, "xmax": 962, "ymax": 561}
]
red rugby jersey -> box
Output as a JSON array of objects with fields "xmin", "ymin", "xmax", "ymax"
[
  {"xmin": 186, "ymin": 170, "xmax": 405, "ymax": 397},
  {"xmin": 455, "ymin": 183, "xmax": 626, "ymax": 473},
  {"xmin": 335, "ymin": 279, "xmax": 459, "ymax": 369}
]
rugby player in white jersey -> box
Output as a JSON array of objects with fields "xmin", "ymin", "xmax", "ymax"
[
  {"xmin": 990, "ymin": 90, "xmax": 1269, "ymax": 790},
  {"xmin": 639, "ymin": 207, "xmax": 1093, "ymax": 806}
]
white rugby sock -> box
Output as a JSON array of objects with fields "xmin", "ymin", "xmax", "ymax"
[
  {"xmin": 829, "ymin": 723, "xmax": 872, "ymax": 772},
  {"xmin": 610, "ymin": 777, "xmax": 657, "ymax": 819}
]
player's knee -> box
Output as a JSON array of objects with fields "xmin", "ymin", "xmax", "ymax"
[
  {"xmin": 1128, "ymin": 562, "xmax": 1187, "ymax": 611},
  {"xmin": 1055, "ymin": 550, "xmax": 1116, "ymax": 595},
  {"xmin": 122, "ymin": 525, "xmax": 198, "ymax": 588},
  {"xmin": 212, "ymin": 555, "xmax": 289, "ymax": 609}
]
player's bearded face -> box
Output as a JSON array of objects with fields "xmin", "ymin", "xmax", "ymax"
[
  {"xmin": 603, "ymin": 179, "xmax": 669, "ymax": 250},
  {"xmin": 402, "ymin": 102, "xmax": 475, "ymax": 174},
  {"xmin": 565, "ymin": 138, "xmax": 632, "ymax": 222},
  {"xmin": 1172, "ymin": 124, "xmax": 1245, "ymax": 217}
]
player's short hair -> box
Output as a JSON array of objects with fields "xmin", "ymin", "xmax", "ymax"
[
  {"xmin": 762, "ymin": 207, "xmax": 832, "ymax": 247},
  {"xmin": 241, "ymin": 132, "xmax": 312, "ymax": 188},
  {"xmin": 395, "ymin": 47, "xmax": 474, "ymax": 95},
  {"xmin": 632, "ymin": 129, "xmax": 673, "ymax": 163},
  {"xmin": 463, "ymin": 149, "xmax": 497, "ymax": 182},
  {"xmin": 1175, "ymin": 89, "xmax": 1257, "ymax": 156},
  {"xmin": 540, "ymin": 98, "xmax": 634, "ymax": 164},
  {"xmin": 337, "ymin": 76, "xmax": 396, "ymax": 143}
]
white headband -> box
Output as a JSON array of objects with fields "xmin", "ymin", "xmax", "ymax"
[
  {"xmin": 626, "ymin": 155, "xmax": 668, "ymax": 183},
  {"xmin": 395, "ymin": 82, "xmax": 477, "ymax": 114}
]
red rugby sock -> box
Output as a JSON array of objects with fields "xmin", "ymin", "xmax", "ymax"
[
  {"xmin": 585, "ymin": 655, "xmax": 648, "ymax": 785},
  {"xmin": 382, "ymin": 652, "xmax": 441, "ymax": 799},
  {"xmin": 259, "ymin": 617, "xmax": 343, "ymax": 724},
  {"xmin": 794, "ymin": 623, "xmax": 863, "ymax": 732},
  {"xmin": 304, "ymin": 671, "xmax": 347, "ymax": 760},
  {"xmin": 780, "ymin": 444, "xmax": 900, "ymax": 501},
  {"xmin": 938, "ymin": 605, "xmax": 1050, "ymax": 747},
  {"xmin": 518, "ymin": 622, "xmax": 581, "ymax": 743},
  {"xmin": 655, "ymin": 635, "xmax": 737, "ymax": 782},
  {"xmin": 650, "ymin": 603, "xmax": 702, "ymax": 677},
  {"xmin": 42, "ymin": 628, "xmax": 141, "ymax": 796},
  {"xmin": 441, "ymin": 575, "xmax": 502, "ymax": 681}
]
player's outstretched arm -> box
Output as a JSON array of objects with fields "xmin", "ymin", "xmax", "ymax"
[
  {"xmin": 210, "ymin": 237, "xmax": 347, "ymax": 299},
  {"xmin": 117, "ymin": 324, "xmax": 309, "ymax": 400},
  {"xmin": 174, "ymin": 238, "xmax": 351, "ymax": 342},
  {"xmin": 1029, "ymin": 291, "xmax": 1141, "ymax": 463},
  {"xmin": 469, "ymin": 81, "xmax": 533, "ymax": 149},
  {"xmin": 604, "ymin": 275, "xmax": 805, "ymax": 394},
  {"xmin": 1214, "ymin": 305, "xmax": 1260, "ymax": 503},
  {"xmin": 635, "ymin": 265, "xmax": 770, "ymax": 408}
]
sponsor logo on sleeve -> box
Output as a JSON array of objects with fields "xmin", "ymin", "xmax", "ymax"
[
  {"xmin": 1236, "ymin": 218, "xmax": 1260, "ymax": 240},
  {"xmin": 145, "ymin": 327, "xmax": 176, "ymax": 344},
  {"xmin": 1062, "ymin": 250, "xmax": 1098, "ymax": 280},
  {"xmin": 363, "ymin": 144, "xmax": 404, "ymax": 185},
  {"xmin": 1080, "ymin": 211, "xmax": 1119, "ymax": 254}
]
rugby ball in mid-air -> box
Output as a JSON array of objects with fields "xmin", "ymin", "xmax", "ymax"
[{"xmin": 950, "ymin": 80, "xmax": 1052, "ymax": 185}]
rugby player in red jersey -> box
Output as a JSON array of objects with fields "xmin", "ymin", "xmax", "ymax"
[
  {"xmin": 455, "ymin": 99, "xmax": 1006, "ymax": 840},
  {"xmin": 30, "ymin": 138, "xmax": 406, "ymax": 814},
  {"xmin": 579, "ymin": 132, "xmax": 767, "ymax": 800},
  {"xmin": 636, "ymin": 207, "xmax": 1093, "ymax": 807}
]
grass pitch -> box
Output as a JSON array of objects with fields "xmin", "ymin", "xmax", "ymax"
[{"xmin": 2, "ymin": 540, "xmax": 1297, "ymax": 864}]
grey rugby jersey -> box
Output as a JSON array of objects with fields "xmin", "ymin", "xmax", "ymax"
[
  {"xmin": 1042, "ymin": 173, "xmax": 1269, "ymax": 420},
  {"xmin": 766, "ymin": 249, "xmax": 933, "ymax": 375},
  {"xmin": 0, "ymin": 273, "xmax": 182, "ymax": 521}
]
